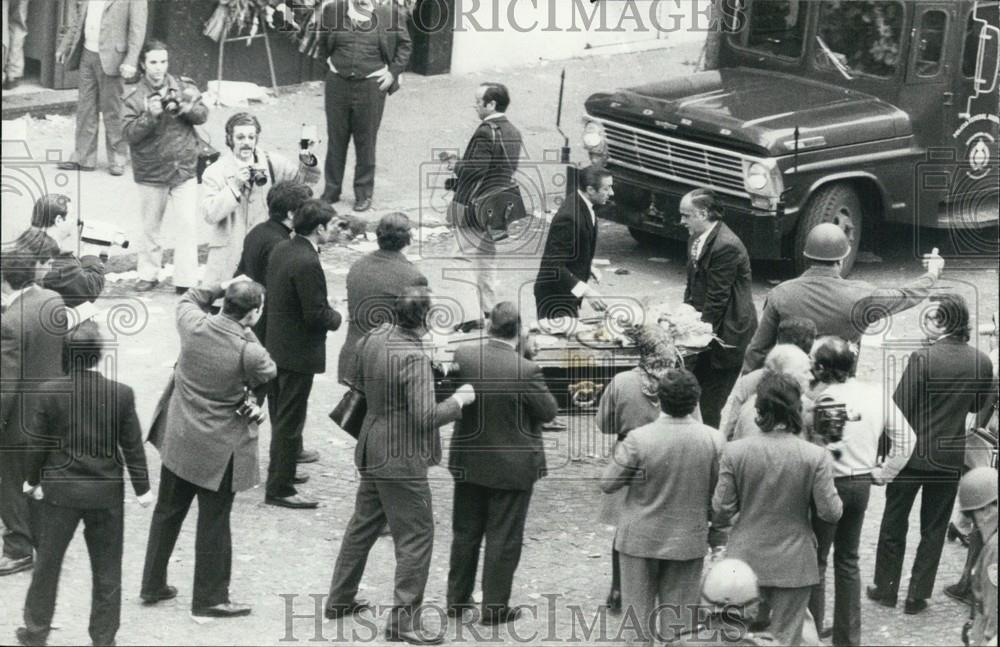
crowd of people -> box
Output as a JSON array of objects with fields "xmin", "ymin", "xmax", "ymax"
[{"xmin": 2, "ymin": 3, "xmax": 999, "ymax": 646}]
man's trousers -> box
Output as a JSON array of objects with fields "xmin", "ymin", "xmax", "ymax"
[
  {"xmin": 136, "ymin": 178, "xmax": 200, "ymax": 288},
  {"xmin": 873, "ymin": 467, "xmax": 959, "ymax": 601},
  {"xmin": 72, "ymin": 49, "xmax": 127, "ymax": 169},
  {"xmin": 265, "ymin": 369, "xmax": 314, "ymax": 499},
  {"xmin": 327, "ymin": 476, "xmax": 434, "ymax": 631},
  {"xmin": 692, "ymin": 352, "xmax": 740, "ymax": 429},
  {"xmin": 810, "ymin": 475, "xmax": 872, "ymax": 646},
  {"xmin": 322, "ymin": 74, "xmax": 386, "ymax": 203},
  {"xmin": 446, "ymin": 482, "xmax": 532, "ymax": 612},
  {"xmin": 141, "ymin": 461, "xmax": 235, "ymax": 610},
  {"xmin": 619, "ymin": 553, "xmax": 703, "ymax": 644},
  {"xmin": 1, "ymin": 0, "xmax": 29, "ymax": 81},
  {"xmin": 0, "ymin": 449, "xmax": 36, "ymax": 559},
  {"xmin": 760, "ymin": 585, "xmax": 812, "ymax": 647},
  {"xmin": 23, "ymin": 501, "xmax": 124, "ymax": 646}
]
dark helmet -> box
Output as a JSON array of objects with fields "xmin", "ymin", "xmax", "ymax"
[{"xmin": 803, "ymin": 223, "xmax": 850, "ymax": 262}]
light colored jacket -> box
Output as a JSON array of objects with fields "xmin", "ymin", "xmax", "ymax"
[
  {"xmin": 159, "ymin": 288, "xmax": 276, "ymax": 492},
  {"xmin": 602, "ymin": 415, "xmax": 724, "ymax": 560},
  {"xmin": 200, "ymin": 148, "xmax": 317, "ymax": 286},
  {"xmin": 713, "ymin": 430, "xmax": 842, "ymax": 588},
  {"xmin": 58, "ymin": 0, "xmax": 148, "ymax": 76}
]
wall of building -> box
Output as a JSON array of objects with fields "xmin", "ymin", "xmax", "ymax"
[{"xmin": 448, "ymin": 0, "xmax": 712, "ymax": 74}]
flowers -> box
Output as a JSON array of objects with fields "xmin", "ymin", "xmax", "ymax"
[{"xmin": 204, "ymin": 0, "xmax": 275, "ymax": 43}]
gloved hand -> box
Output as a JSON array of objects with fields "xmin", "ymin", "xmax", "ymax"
[{"xmin": 137, "ymin": 491, "xmax": 155, "ymax": 508}]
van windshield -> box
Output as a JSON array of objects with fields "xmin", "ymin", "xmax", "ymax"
[
  {"xmin": 814, "ymin": 1, "xmax": 906, "ymax": 79},
  {"xmin": 741, "ymin": 0, "xmax": 809, "ymax": 59}
]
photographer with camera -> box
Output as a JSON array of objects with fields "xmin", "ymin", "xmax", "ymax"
[
  {"xmin": 13, "ymin": 194, "xmax": 106, "ymax": 308},
  {"xmin": 122, "ymin": 39, "xmax": 206, "ymax": 293},
  {"xmin": 140, "ymin": 278, "xmax": 276, "ymax": 618},
  {"xmin": 805, "ymin": 336, "xmax": 915, "ymax": 646},
  {"xmin": 201, "ymin": 113, "xmax": 320, "ymax": 287}
]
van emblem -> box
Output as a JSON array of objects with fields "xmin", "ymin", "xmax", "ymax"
[
  {"xmin": 655, "ymin": 120, "xmax": 678, "ymax": 130},
  {"xmin": 642, "ymin": 109, "xmax": 654, "ymax": 116}
]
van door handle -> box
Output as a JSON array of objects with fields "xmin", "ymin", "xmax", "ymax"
[{"xmin": 942, "ymin": 92, "xmax": 954, "ymax": 106}]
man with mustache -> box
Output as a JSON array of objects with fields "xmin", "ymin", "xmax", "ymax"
[{"xmin": 201, "ymin": 112, "xmax": 319, "ymax": 288}]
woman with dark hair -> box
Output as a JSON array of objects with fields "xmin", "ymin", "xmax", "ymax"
[
  {"xmin": 713, "ymin": 372, "xmax": 842, "ymax": 646},
  {"xmin": 595, "ymin": 324, "xmax": 686, "ymax": 613}
]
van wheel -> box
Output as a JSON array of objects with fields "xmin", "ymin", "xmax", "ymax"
[
  {"xmin": 793, "ymin": 184, "xmax": 862, "ymax": 277},
  {"xmin": 629, "ymin": 227, "xmax": 661, "ymax": 248}
]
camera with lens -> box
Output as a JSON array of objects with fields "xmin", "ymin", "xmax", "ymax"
[
  {"xmin": 298, "ymin": 124, "xmax": 318, "ymax": 168},
  {"xmin": 158, "ymin": 88, "xmax": 181, "ymax": 115},
  {"xmin": 247, "ymin": 166, "xmax": 269, "ymax": 187},
  {"xmin": 236, "ymin": 396, "xmax": 267, "ymax": 426},
  {"xmin": 813, "ymin": 394, "xmax": 860, "ymax": 460}
]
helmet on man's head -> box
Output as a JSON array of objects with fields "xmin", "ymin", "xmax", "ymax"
[
  {"xmin": 701, "ymin": 558, "xmax": 759, "ymax": 608},
  {"xmin": 803, "ymin": 223, "xmax": 850, "ymax": 262},
  {"xmin": 958, "ymin": 467, "xmax": 998, "ymax": 512}
]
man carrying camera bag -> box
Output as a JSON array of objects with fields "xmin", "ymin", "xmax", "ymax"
[
  {"xmin": 445, "ymin": 83, "xmax": 523, "ymax": 329},
  {"xmin": 122, "ymin": 39, "xmax": 207, "ymax": 293}
]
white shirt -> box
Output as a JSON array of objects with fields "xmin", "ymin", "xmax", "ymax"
[
  {"xmin": 482, "ymin": 113, "xmax": 504, "ymax": 123},
  {"xmin": 691, "ymin": 221, "xmax": 718, "ymax": 261},
  {"xmin": 815, "ymin": 379, "xmax": 916, "ymax": 481},
  {"xmin": 84, "ymin": 0, "xmax": 107, "ymax": 53},
  {"xmin": 570, "ymin": 191, "xmax": 597, "ymax": 299}
]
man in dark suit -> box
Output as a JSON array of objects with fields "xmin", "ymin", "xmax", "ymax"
[
  {"xmin": 317, "ymin": 0, "xmax": 412, "ymax": 211},
  {"xmin": 533, "ymin": 165, "xmax": 612, "ymax": 321},
  {"xmin": 141, "ymin": 280, "xmax": 276, "ymax": 618},
  {"xmin": 264, "ymin": 199, "xmax": 342, "ymax": 508},
  {"xmin": 326, "ymin": 287, "xmax": 476, "ymax": 645},
  {"xmin": 20, "ymin": 194, "xmax": 106, "ymax": 308},
  {"xmin": 870, "ymin": 293, "xmax": 994, "ymax": 614},
  {"xmin": 447, "ymin": 83, "xmax": 523, "ymax": 323},
  {"xmin": 680, "ymin": 188, "xmax": 758, "ymax": 428},
  {"xmin": 16, "ymin": 320, "xmax": 152, "ymax": 647},
  {"xmin": 56, "ymin": 0, "xmax": 148, "ymax": 175},
  {"xmin": 0, "ymin": 241, "xmax": 65, "ymax": 577},
  {"xmin": 446, "ymin": 302, "xmax": 558, "ymax": 625},
  {"xmin": 338, "ymin": 212, "xmax": 427, "ymax": 384},
  {"xmin": 234, "ymin": 180, "xmax": 313, "ymax": 345}
]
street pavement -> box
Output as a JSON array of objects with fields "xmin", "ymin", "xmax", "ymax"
[{"xmin": 2, "ymin": 41, "xmax": 998, "ymax": 645}]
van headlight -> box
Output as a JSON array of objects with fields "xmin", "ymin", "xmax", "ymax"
[
  {"xmin": 582, "ymin": 120, "xmax": 606, "ymax": 153},
  {"xmin": 742, "ymin": 159, "xmax": 782, "ymax": 199}
]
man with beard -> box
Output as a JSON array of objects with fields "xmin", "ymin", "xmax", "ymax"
[{"xmin": 201, "ymin": 112, "xmax": 319, "ymax": 288}]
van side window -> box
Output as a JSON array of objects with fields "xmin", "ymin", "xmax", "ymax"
[
  {"xmin": 963, "ymin": 3, "xmax": 1000, "ymax": 78},
  {"xmin": 816, "ymin": 1, "xmax": 906, "ymax": 78},
  {"xmin": 915, "ymin": 10, "xmax": 947, "ymax": 77}
]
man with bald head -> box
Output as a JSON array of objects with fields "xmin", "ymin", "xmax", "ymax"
[
  {"xmin": 727, "ymin": 344, "xmax": 813, "ymax": 441},
  {"xmin": 680, "ymin": 188, "xmax": 757, "ymax": 427}
]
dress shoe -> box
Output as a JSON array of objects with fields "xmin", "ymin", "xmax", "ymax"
[
  {"xmin": 191, "ymin": 601, "xmax": 252, "ymax": 618},
  {"xmin": 296, "ymin": 449, "xmax": 320, "ymax": 464},
  {"xmin": 385, "ymin": 625, "xmax": 444, "ymax": 645},
  {"xmin": 292, "ymin": 474, "xmax": 310, "ymax": 485},
  {"xmin": 134, "ymin": 279, "xmax": 159, "ymax": 292},
  {"xmin": 141, "ymin": 585, "xmax": 178, "ymax": 605},
  {"xmin": 944, "ymin": 584, "xmax": 974, "ymax": 606},
  {"xmin": 324, "ymin": 598, "xmax": 372, "ymax": 620},
  {"xmin": 56, "ymin": 161, "xmax": 95, "ymax": 171},
  {"xmin": 446, "ymin": 597, "xmax": 476, "ymax": 617},
  {"xmin": 0, "ymin": 554, "xmax": 33, "ymax": 576},
  {"xmin": 604, "ymin": 589, "xmax": 622, "ymax": 614},
  {"xmin": 947, "ymin": 522, "xmax": 970, "ymax": 547},
  {"xmin": 265, "ymin": 494, "xmax": 319, "ymax": 509},
  {"xmin": 903, "ymin": 598, "xmax": 927, "ymax": 615},
  {"xmin": 818, "ymin": 626, "xmax": 833, "ymax": 640},
  {"xmin": 480, "ymin": 606, "xmax": 522, "ymax": 626},
  {"xmin": 108, "ymin": 164, "xmax": 125, "ymax": 176},
  {"xmin": 866, "ymin": 585, "xmax": 897, "ymax": 608},
  {"xmin": 541, "ymin": 419, "xmax": 567, "ymax": 433},
  {"xmin": 175, "ymin": 287, "xmax": 188, "ymax": 295},
  {"xmin": 353, "ymin": 198, "xmax": 372, "ymax": 212},
  {"xmin": 15, "ymin": 627, "xmax": 45, "ymax": 647}
]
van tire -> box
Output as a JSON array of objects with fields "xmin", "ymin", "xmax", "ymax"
[{"xmin": 793, "ymin": 184, "xmax": 862, "ymax": 277}]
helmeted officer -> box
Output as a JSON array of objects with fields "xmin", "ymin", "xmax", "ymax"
[
  {"xmin": 960, "ymin": 468, "xmax": 997, "ymax": 647},
  {"xmin": 742, "ymin": 223, "xmax": 943, "ymax": 372},
  {"xmin": 674, "ymin": 558, "xmax": 777, "ymax": 646}
]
